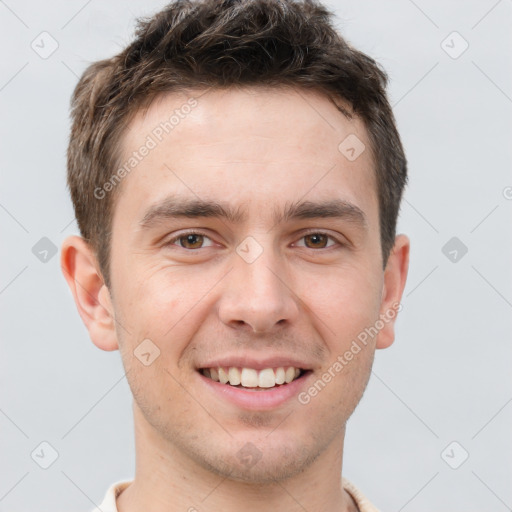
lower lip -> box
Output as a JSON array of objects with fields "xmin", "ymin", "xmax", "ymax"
[{"xmin": 198, "ymin": 371, "xmax": 311, "ymax": 411}]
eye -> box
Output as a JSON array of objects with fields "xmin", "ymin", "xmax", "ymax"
[
  {"xmin": 294, "ymin": 231, "xmax": 341, "ymax": 249},
  {"xmin": 166, "ymin": 231, "xmax": 214, "ymax": 250},
  {"xmin": 164, "ymin": 230, "xmax": 343, "ymax": 251}
]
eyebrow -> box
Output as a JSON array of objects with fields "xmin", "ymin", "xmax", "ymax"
[{"xmin": 139, "ymin": 196, "xmax": 368, "ymax": 231}]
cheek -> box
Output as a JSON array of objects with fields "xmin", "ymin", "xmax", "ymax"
[
  {"xmin": 299, "ymin": 262, "xmax": 382, "ymax": 344},
  {"xmin": 301, "ymin": 265, "xmax": 380, "ymax": 414},
  {"xmin": 124, "ymin": 357, "xmax": 198, "ymax": 436},
  {"xmin": 113, "ymin": 262, "xmax": 219, "ymax": 371},
  {"xmin": 296, "ymin": 355, "xmax": 374, "ymax": 440},
  {"xmin": 113, "ymin": 261, "xmax": 185, "ymax": 333}
]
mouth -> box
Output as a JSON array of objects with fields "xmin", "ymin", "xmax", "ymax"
[{"xmin": 199, "ymin": 366, "xmax": 309, "ymax": 391}]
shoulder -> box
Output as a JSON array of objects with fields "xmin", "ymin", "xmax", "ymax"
[
  {"xmin": 90, "ymin": 480, "xmax": 133, "ymax": 512},
  {"xmin": 342, "ymin": 477, "xmax": 381, "ymax": 512}
]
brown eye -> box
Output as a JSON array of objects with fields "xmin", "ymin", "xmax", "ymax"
[
  {"xmin": 166, "ymin": 232, "xmax": 214, "ymax": 250},
  {"xmin": 178, "ymin": 233, "xmax": 205, "ymax": 249},
  {"xmin": 303, "ymin": 233, "xmax": 330, "ymax": 249}
]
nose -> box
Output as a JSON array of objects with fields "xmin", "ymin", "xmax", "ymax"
[{"xmin": 217, "ymin": 243, "xmax": 300, "ymax": 334}]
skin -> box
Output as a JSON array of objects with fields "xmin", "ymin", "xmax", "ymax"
[{"xmin": 61, "ymin": 86, "xmax": 409, "ymax": 512}]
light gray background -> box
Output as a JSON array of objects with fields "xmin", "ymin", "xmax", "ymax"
[{"xmin": 1, "ymin": 1, "xmax": 511, "ymax": 510}]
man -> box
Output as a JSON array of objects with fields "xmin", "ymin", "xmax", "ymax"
[{"xmin": 61, "ymin": 0, "xmax": 409, "ymax": 510}]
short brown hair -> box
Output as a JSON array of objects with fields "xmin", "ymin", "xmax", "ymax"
[{"xmin": 67, "ymin": 0, "xmax": 407, "ymax": 288}]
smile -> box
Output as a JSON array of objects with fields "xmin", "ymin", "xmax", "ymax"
[{"xmin": 200, "ymin": 366, "xmax": 305, "ymax": 389}]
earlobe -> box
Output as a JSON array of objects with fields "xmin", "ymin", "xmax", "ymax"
[
  {"xmin": 60, "ymin": 235, "xmax": 119, "ymax": 351},
  {"xmin": 376, "ymin": 234, "xmax": 410, "ymax": 350}
]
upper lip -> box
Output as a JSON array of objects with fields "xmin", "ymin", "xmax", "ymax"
[{"xmin": 197, "ymin": 355, "xmax": 312, "ymax": 371}]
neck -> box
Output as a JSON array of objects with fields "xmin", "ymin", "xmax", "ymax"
[{"xmin": 116, "ymin": 403, "xmax": 357, "ymax": 512}]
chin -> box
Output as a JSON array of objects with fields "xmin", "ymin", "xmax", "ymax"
[{"xmin": 183, "ymin": 431, "xmax": 322, "ymax": 484}]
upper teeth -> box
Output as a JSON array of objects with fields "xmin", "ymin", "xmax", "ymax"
[{"xmin": 203, "ymin": 366, "xmax": 301, "ymax": 388}]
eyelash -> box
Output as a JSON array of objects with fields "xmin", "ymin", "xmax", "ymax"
[{"xmin": 165, "ymin": 230, "xmax": 344, "ymax": 251}]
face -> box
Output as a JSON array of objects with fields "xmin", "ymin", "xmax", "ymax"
[{"xmin": 97, "ymin": 87, "xmax": 402, "ymax": 482}]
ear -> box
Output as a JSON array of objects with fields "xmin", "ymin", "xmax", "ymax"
[
  {"xmin": 376, "ymin": 234, "xmax": 410, "ymax": 349},
  {"xmin": 60, "ymin": 235, "xmax": 119, "ymax": 351}
]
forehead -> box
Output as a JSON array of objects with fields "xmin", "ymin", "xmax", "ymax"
[
  {"xmin": 114, "ymin": 86, "xmax": 378, "ymax": 230},
  {"xmin": 127, "ymin": 86, "xmax": 368, "ymax": 157}
]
